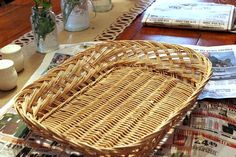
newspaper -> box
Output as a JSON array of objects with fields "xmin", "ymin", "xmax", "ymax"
[
  {"xmin": 151, "ymin": 100, "xmax": 236, "ymax": 157},
  {"xmin": 187, "ymin": 45, "xmax": 236, "ymax": 99},
  {"xmin": 0, "ymin": 43, "xmax": 236, "ymax": 156},
  {"xmin": 142, "ymin": 1, "xmax": 236, "ymax": 32}
]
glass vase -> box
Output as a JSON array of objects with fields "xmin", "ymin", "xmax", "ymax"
[
  {"xmin": 31, "ymin": 7, "xmax": 59, "ymax": 53},
  {"xmin": 61, "ymin": 0, "xmax": 89, "ymax": 32},
  {"xmin": 92, "ymin": 0, "xmax": 112, "ymax": 12}
]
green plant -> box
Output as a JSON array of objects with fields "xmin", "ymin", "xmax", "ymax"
[
  {"xmin": 34, "ymin": 0, "xmax": 51, "ymax": 9},
  {"xmin": 32, "ymin": 0, "xmax": 56, "ymax": 43}
]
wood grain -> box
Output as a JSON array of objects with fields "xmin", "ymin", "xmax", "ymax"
[{"xmin": 0, "ymin": 0, "xmax": 61, "ymax": 47}]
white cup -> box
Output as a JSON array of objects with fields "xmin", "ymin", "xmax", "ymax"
[
  {"xmin": 0, "ymin": 44, "xmax": 24, "ymax": 72},
  {"xmin": 0, "ymin": 59, "xmax": 18, "ymax": 91}
]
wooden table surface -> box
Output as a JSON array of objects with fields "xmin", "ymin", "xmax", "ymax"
[{"xmin": 0, "ymin": 0, "xmax": 61, "ymax": 47}]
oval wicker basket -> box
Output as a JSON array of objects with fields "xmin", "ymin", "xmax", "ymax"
[{"xmin": 15, "ymin": 40, "xmax": 212, "ymax": 157}]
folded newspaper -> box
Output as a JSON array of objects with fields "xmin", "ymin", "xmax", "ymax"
[{"xmin": 142, "ymin": 1, "xmax": 236, "ymax": 31}]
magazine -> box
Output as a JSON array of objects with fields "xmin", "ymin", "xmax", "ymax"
[{"xmin": 142, "ymin": 1, "xmax": 236, "ymax": 32}]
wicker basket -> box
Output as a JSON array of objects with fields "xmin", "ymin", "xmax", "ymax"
[{"xmin": 15, "ymin": 40, "xmax": 212, "ymax": 156}]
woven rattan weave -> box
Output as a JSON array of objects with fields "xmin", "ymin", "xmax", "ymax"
[{"xmin": 15, "ymin": 40, "xmax": 212, "ymax": 156}]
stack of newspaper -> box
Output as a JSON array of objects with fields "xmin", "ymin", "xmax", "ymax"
[{"xmin": 142, "ymin": 1, "xmax": 236, "ymax": 31}]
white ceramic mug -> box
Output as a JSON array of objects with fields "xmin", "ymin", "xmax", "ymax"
[
  {"xmin": 0, "ymin": 59, "xmax": 18, "ymax": 91},
  {"xmin": 0, "ymin": 44, "xmax": 24, "ymax": 72}
]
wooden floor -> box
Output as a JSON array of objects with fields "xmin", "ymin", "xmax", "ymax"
[{"xmin": 0, "ymin": 0, "xmax": 61, "ymax": 47}]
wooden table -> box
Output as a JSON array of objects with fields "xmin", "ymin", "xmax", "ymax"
[{"xmin": 0, "ymin": 1, "xmax": 235, "ymax": 156}]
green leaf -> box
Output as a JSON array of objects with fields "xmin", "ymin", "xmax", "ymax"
[
  {"xmin": 42, "ymin": 1, "xmax": 51, "ymax": 10},
  {"xmin": 33, "ymin": 0, "xmax": 40, "ymax": 4}
]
